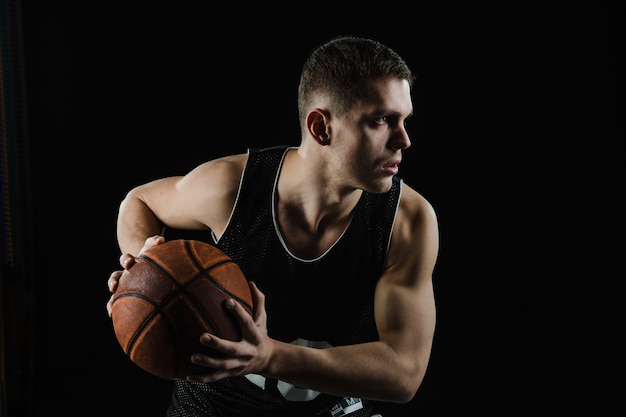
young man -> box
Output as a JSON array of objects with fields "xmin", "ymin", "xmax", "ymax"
[{"xmin": 107, "ymin": 36, "xmax": 439, "ymax": 417}]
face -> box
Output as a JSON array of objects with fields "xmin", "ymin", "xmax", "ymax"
[{"xmin": 329, "ymin": 78, "xmax": 413, "ymax": 194}]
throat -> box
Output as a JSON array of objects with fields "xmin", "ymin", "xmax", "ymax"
[{"xmin": 277, "ymin": 207, "xmax": 355, "ymax": 259}]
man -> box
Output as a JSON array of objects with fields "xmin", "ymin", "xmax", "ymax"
[{"xmin": 107, "ymin": 36, "xmax": 439, "ymax": 417}]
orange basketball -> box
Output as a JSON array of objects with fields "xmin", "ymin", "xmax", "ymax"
[{"xmin": 110, "ymin": 239, "xmax": 253, "ymax": 380}]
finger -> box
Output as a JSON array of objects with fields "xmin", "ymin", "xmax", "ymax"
[
  {"xmin": 106, "ymin": 294, "xmax": 115, "ymax": 316},
  {"xmin": 119, "ymin": 253, "xmax": 135, "ymax": 270},
  {"xmin": 141, "ymin": 235, "xmax": 165, "ymax": 252},
  {"xmin": 225, "ymin": 298, "xmax": 257, "ymax": 332},
  {"xmin": 198, "ymin": 331, "xmax": 254, "ymax": 359},
  {"xmin": 186, "ymin": 365, "xmax": 245, "ymax": 384},
  {"xmin": 150, "ymin": 234, "xmax": 165, "ymax": 245},
  {"xmin": 191, "ymin": 337, "xmax": 247, "ymax": 370},
  {"xmin": 108, "ymin": 270, "xmax": 123, "ymax": 292}
]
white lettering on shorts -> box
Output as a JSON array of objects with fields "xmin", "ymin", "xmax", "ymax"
[
  {"xmin": 245, "ymin": 338, "xmax": 332, "ymax": 402},
  {"xmin": 330, "ymin": 397, "xmax": 365, "ymax": 416}
]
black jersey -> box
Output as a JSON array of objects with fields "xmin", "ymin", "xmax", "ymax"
[{"xmin": 166, "ymin": 145, "xmax": 402, "ymax": 417}]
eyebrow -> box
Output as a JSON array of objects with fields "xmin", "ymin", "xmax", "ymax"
[{"xmin": 373, "ymin": 109, "xmax": 414, "ymax": 119}]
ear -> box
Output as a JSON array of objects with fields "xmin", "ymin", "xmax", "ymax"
[{"xmin": 306, "ymin": 108, "xmax": 331, "ymax": 146}]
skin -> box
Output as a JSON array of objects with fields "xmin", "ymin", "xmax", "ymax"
[{"xmin": 107, "ymin": 77, "xmax": 439, "ymax": 404}]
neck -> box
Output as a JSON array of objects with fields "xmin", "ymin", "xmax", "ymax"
[
  {"xmin": 275, "ymin": 148, "xmax": 362, "ymax": 257},
  {"xmin": 279, "ymin": 148, "xmax": 362, "ymax": 229}
]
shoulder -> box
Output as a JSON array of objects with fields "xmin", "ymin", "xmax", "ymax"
[
  {"xmin": 177, "ymin": 152, "xmax": 249, "ymax": 209},
  {"xmin": 191, "ymin": 152, "xmax": 248, "ymax": 177},
  {"xmin": 181, "ymin": 152, "xmax": 249, "ymax": 190},
  {"xmin": 385, "ymin": 182, "xmax": 439, "ymax": 280},
  {"xmin": 171, "ymin": 153, "xmax": 249, "ymax": 236},
  {"xmin": 397, "ymin": 181, "xmax": 438, "ymax": 231}
]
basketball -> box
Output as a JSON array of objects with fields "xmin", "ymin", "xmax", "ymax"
[{"xmin": 110, "ymin": 239, "xmax": 253, "ymax": 380}]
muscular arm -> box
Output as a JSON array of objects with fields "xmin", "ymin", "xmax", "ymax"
[
  {"xmin": 267, "ymin": 185, "xmax": 438, "ymax": 402},
  {"xmin": 197, "ymin": 183, "xmax": 439, "ymax": 403},
  {"xmin": 116, "ymin": 154, "xmax": 248, "ymax": 256}
]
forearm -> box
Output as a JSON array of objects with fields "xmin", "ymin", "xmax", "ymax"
[
  {"xmin": 264, "ymin": 339, "xmax": 426, "ymax": 403},
  {"xmin": 116, "ymin": 192, "xmax": 164, "ymax": 256}
]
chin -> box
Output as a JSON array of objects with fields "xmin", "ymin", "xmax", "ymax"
[{"xmin": 365, "ymin": 178, "xmax": 393, "ymax": 194}]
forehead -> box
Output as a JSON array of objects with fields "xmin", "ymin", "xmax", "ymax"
[{"xmin": 354, "ymin": 78, "xmax": 413, "ymax": 116}]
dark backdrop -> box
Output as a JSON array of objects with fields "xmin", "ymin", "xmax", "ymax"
[{"xmin": 11, "ymin": 2, "xmax": 626, "ymax": 416}]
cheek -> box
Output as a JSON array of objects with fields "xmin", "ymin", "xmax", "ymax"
[
  {"xmin": 346, "ymin": 142, "xmax": 376, "ymax": 174},
  {"xmin": 353, "ymin": 144, "xmax": 372, "ymax": 162},
  {"xmin": 354, "ymin": 133, "xmax": 383, "ymax": 157},
  {"xmin": 333, "ymin": 128, "xmax": 378, "ymax": 168},
  {"xmin": 332, "ymin": 141, "xmax": 362, "ymax": 174}
]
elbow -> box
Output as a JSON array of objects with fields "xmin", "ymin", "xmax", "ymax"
[
  {"xmin": 386, "ymin": 369, "xmax": 426, "ymax": 404},
  {"xmin": 393, "ymin": 377, "xmax": 423, "ymax": 404}
]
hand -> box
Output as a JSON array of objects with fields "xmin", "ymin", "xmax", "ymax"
[
  {"xmin": 106, "ymin": 235, "xmax": 165, "ymax": 316},
  {"xmin": 186, "ymin": 281, "xmax": 273, "ymax": 383}
]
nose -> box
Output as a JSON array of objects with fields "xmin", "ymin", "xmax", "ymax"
[{"xmin": 390, "ymin": 125, "xmax": 411, "ymax": 150}]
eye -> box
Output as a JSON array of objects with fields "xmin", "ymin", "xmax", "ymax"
[{"xmin": 373, "ymin": 116, "xmax": 387, "ymax": 125}]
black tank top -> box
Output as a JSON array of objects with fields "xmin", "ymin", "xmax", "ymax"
[{"xmin": 166, "ymin": 145, "xmax": 402, "ymax": 417}]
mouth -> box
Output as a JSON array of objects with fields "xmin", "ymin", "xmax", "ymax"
[{"xmin": 382, "ymin": 159, "xmax": 401, "ymax": 175}]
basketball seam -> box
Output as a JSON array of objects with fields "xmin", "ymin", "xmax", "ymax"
[
  {"xmin": 137, "ymin": 255, "xmax": 226, "ymax": 349},
  {"xmin": 137, "ymin": 244, "xmax": 251, "ymax": 344},
  {"xmin": 184, "ymin": 240, "xmax": 253, "ymax": 312},
  {"xmin": 114, "ymin": 292, "xmax": 182, "ymax": 377},
  {"xmin": 113, "ymin": 240, "xmax": 253, "ymax": 379}
]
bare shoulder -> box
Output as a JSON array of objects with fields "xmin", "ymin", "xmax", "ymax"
[
  {"xmin": 175, "ymin": 152, "xmax": 249, "ymax": 235},
  {"xmin": 185, "ymin": 152, "xmax": 249, "ymax": 185},
  {"xmin": 190, "ymin": 151, "xmax": 249, "ymax": 195},
  {"xmin": 175, "ymin": 153, "xmax": 249, "ymax": 199},
  {"xmin": 396, "ymin": 182, "xmax": 438, "ymax": 236},
  {"xmin": 385, "ymin": 181, "xmax": 439, "ymax": 284}
]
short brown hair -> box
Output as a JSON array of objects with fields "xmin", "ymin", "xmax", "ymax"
[{"xmin": 297, "ymin": 36, "xmax": 414, "ymax": 123}]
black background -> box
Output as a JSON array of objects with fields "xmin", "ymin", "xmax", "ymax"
[{"xmin": 10, "ymin": 1, "xmax": 626, "ymax": 416}]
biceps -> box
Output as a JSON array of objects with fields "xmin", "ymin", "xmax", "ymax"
[{"xmin": 374, "ymin": 278, "xmax": 436, "ymax": 355}]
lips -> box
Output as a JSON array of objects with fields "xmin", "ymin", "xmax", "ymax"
[
  {"xmin": 382, "ymin": 160, "xmax": 400, "ymax": 175},
  {"xmin": 384, "ymin": 159, "xmax": 401, "ymax": 169}
]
